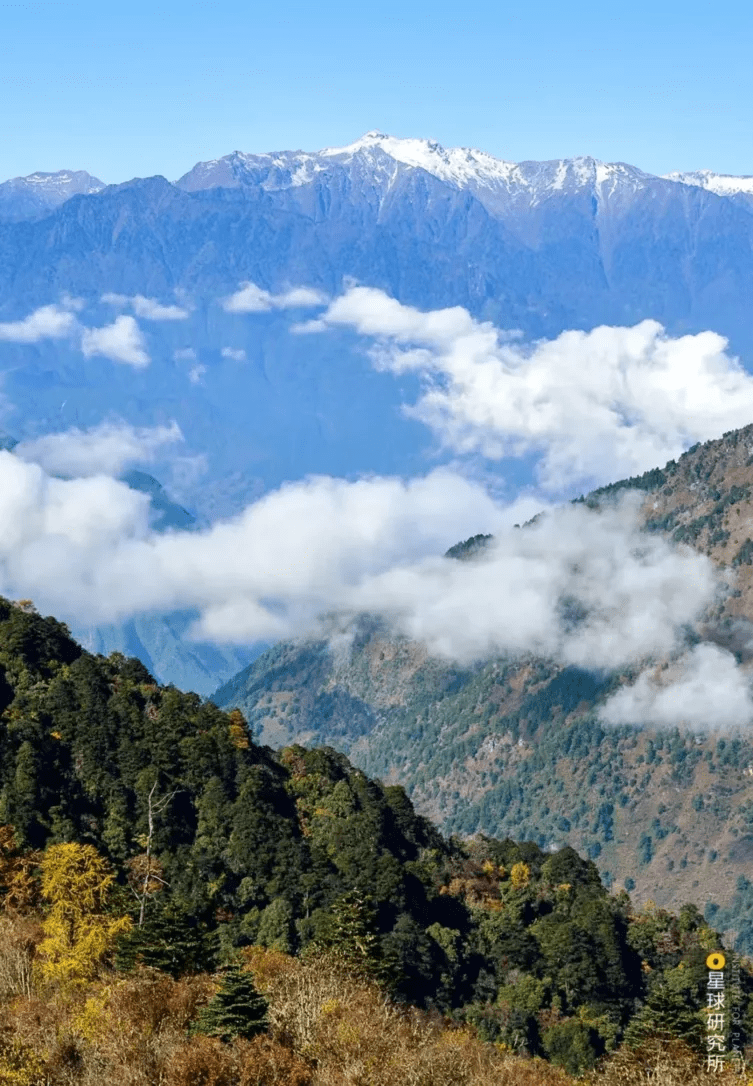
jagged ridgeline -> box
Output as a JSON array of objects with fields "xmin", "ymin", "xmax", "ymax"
[
  {"xmin": 212, "ymin": 424, "xmax": 753, "ymax": 949},
  {"xmin": 2, "ymin": 595, "xmax": 746, "ymax": 1073}
]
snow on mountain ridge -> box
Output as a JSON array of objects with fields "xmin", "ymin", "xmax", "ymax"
[
  {"xmin": 21, "ymin": 170, "xmax": 104, "ymax": 192},
  {"xmin": 320, "ymin": 130, "xmax": 522, "ymax": 187},
  {"xmin": 0, "ymin": 169, "xmax": 106, "ymax": 223},
  {"xmin": 177, "ymin": 132, "xmax": 658, "ymax": 205},
  {"xmin": 4, "ymin": 169, "xmax": 105, "ymax": 194},
  {"xmin": 663, "ymin": 169, "xmax": 753, "ymax": 197},
  {"xmin": 6, "ymin": 143, "xmax": 753, "ymax": 206}
]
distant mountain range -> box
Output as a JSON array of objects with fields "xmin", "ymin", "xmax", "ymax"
[
  {"xmin": 5, "ymin": 132, "xmax": 753, "ymax": 496},
  {"xmin": 6, "ymin": 134, "xmax": 753, "ymax": 221},
  {"xmin": 4, "ymin": 133, "xmax": 753, "ymax": 692}
]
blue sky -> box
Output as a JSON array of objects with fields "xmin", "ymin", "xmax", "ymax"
[{"xmin": 1, "ymin": 0, "xmax": 752, "ymax": 183}]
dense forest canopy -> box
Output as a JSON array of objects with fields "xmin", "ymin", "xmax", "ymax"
[{"xmin": 0, "ymin": 597, "xmax": 751, "ymax": 1079}]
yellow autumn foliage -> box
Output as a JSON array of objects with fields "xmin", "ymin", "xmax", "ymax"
[
  {"xmin": 71, "ymin": 988, "xmax": 111, "ymax": 1041},
  {"xmin": 35, "ymin": 843, "xmax": 131, "ymax": 987},
  {"xmin": 510, "ymin": 862, "xmax": 531, "ymax": 890},
  {"xmin": 0, "ymin": 1038, "xmax": 45, "ymax": 1086}
]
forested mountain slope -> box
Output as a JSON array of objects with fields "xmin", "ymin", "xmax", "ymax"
[
  {"xmin": 0, "ymin": 594, "xmax": 747, "ymax": 1075},
  {"xmin": 213, "ymin": 423, "xmax": 753, "ymax": 947}
]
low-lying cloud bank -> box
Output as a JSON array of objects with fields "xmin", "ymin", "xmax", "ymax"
[
  {"xmin": 0, "ymin": 449, "xmax": 726, "ymax": 689},
  {"xmin": 3, "ymin": 286, "xmax": 753, "ymax": 730},
  {"xmin": 300, "ymin": 286, "xmax": 753, "ymax": 493}
]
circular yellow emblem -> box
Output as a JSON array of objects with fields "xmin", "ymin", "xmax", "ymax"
[{"xmin": 706, "ymin": 952, "xmax": 726, "ymax": 970}]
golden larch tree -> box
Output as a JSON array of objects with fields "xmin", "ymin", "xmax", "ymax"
[{"xmin": 36, "ymin": 842, "xmax": 131, "ymax": 986}]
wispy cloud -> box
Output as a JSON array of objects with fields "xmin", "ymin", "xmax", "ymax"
[
  {"xmin": 301, "ymin": 286, "xmax": 753, "ymax": 493},
  {"xmin": 341, "ymin": 493, "xmax": 720, "ymax": 672},
  {"xmin": 102, "ymin": 293, "xmax": 189, "ymax": 320},
  {"xmin": 223, "ymin": 282, "xmax": 327, "ymax": 313},
  {"xmin": 599, "ymin": 644, "xmax": 753, "ymax": 731},
  {"xmin": 81, "ymin": 315, "xmax": 149, "ymax": 368},
  {"xmin": 221, "ymin": 347, "xmax": 246, "ymax": 361},
  {"xmin": 15, "ymin": 420, "xmax": 182, "ymax": 477},
  {"xmin": 0, "ymin": 304, "xmax": 77, "ymax": 343}
]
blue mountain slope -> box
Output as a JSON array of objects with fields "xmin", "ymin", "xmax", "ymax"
[{"xmin": 3, "ymin": 146, "xmax": 753, "ymax": 499}]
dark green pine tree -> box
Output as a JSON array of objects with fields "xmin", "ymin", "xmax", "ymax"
[
  {"xmin": 327, "ymin": 890, "xmax": 387, "ymax": 981},
  {"xmin": 115, "ymin": 901, "xmax": 217, "ymax": 978},
  {"xmin": 194, "ymin": 964, "xmax": 268, "ymax": 1041},
  {"xmin": 624, "ymin": 980, "xmax": 705, "ymax": 1049}
]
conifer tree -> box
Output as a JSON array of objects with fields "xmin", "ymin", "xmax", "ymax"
[
  {"xmin": 115, "ymin": 900, "xmax": 216, "ymax": 978},
  {"xmin": 0, "ymin": 825, "xmax": 39, "ymax": 912},
  {"xmin": 624, "ymin": 980, "xmax": 705, "ymax": 1049},
  {"xmin": 36, "ymin": 842, "xmax": 131, "ymax": 986},
  {"xmin": 326, "ymin": 889, "xmax": 387, "ymax": 981},
  {"xmin": 194, "ymin": 963, "xmax": 268, "ymax": 1041}
]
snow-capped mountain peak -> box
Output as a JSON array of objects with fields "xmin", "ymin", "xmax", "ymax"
[
  {"xmin": 17, "ymin": 169, "xmax": 105, "ymax": 194},
  {"xmin": 663, "ymin": 168, "xmax": 753, "ymax": 197},
  {"xmin": 320, "ymin": 130, "xmax": 521, "ymax": 187},
  {"xmin": 0, "ymin": 169, "xmax": 106, "ymax": 223},
  {"xmin": 177, "ymin": 133, "xmax": 658, "ymax": 206}
]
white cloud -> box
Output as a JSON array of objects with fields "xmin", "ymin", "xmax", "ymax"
[
  {"xmin": 188, "ymin": 364, "xmax": 206, "ymax": 384},
  {"xmin": 173, "ymin": 348, "xmax": 197, "ymax": 362},
  {"xmin": 0, "ymin": 462, "xmax": 503, "ymax": 630},
  {"xmin": 304, "ymin": 287, "xmax": 753, "ymax": 493},
  {"xmin": 0, "ymin": 456, "xmax": 720, "ymax": 685},
  {"xmin": 102, "ymin": 293, "xmax": 189, "ymax": 320},
  {"xmin": 15, "ymin": 420, "xmax": 183, "ymax": 477},
  {"xmin": 599, "ymin": 644, "xmax": 753, "ymax": 731},
  {"xmin": 343, "ymin": 493, "xmax": 719, "ymax": 670},
  {"xmin": 81, "ymin": 315, "xmax": 150, "ymax": 368},
  {"xmin": 221, "ymin": 347, "xmax": 246, "ymax": 361},
  {"xmin": 223, "ymin": 282, "xmax": 328, "ymax": 313},
  {"xmin": 0, "ymin": 454, "xmax": 151, "ymax": 567},
  {"xmin": 0, "ymin": 304, "xmax": 78, "ymax": 343}
]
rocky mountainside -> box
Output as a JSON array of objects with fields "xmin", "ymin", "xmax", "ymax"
[{"xmin": 212, "ymin": 423, "xmax": 753, "ymax": 949}]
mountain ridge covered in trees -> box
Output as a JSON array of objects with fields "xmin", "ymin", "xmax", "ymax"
[
  {"xmin": 1, "ymin": 595, "xmax": 751, "ymax": 1079},
  {"xmin": 213, "ymin": 423, "xmax": 753, "ymax": 949}
]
